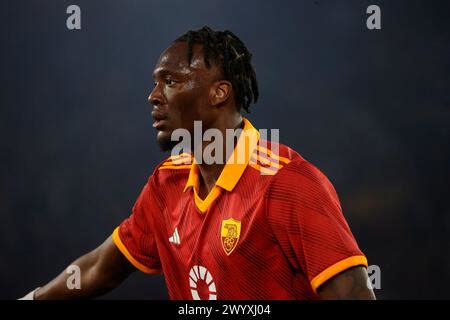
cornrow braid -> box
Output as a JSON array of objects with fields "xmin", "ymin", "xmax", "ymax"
[{"xmin": 175, "ymin": 26, "xmax": 259, "ymax": 113}]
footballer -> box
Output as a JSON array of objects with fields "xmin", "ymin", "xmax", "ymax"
[{"xmin": 21, "ymin": 26, "xmax": 375, "ymax": 300}]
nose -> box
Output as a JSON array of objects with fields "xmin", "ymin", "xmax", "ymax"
[{"xmin": 148, "ymin": 83, "xmax": 164, "ymax": 107}]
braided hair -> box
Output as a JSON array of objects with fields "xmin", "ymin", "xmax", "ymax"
[{"xmin": 175, "ymin": 26, "xmax": 259, "ymax": 113}]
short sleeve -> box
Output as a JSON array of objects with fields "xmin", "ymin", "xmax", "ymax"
[
  {"xmin": 112, "ymin": 179, "xmax": 162, "ymax": 274},
  {"xmin": 266, "ymin": 159, "xmax": 367, "ymax": 293}
]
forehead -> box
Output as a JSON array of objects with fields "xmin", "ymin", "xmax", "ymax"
[{"xmin": 153, "ymin": 42, "xmax": 215, "ymax": 77}]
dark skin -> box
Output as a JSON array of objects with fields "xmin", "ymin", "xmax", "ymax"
[
  {"xmin": 319, "ymin": 267, "xmax": 376, "ymax": 299},
  {"xmin": 33, "ymin": 42, "xmax": 375, "ymax": 300},
  {"xmin": 35, "ymin": 236, "xmax": 134, "ymax": 299},
  {"xmin": 149, "ymin": 42, "xmax": 241, "ymax": 197}
]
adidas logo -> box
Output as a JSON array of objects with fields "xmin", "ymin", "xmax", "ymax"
[{"xmin": 169, "ymin": 227, "xmax": 181, "ymax": 245}]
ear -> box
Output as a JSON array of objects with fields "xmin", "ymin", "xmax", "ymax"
[{"xmin": 210, "ymin": 80, "xmax": 232, "ymax": 107}]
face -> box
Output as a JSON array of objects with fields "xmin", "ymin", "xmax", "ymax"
[{"xmin": 149, "ymin": 42, "xmax": 222, "ymax": 151}]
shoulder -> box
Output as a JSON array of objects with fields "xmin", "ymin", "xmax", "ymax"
[
  {"xmin": 273, "ymin": 158, "xmax": 335, "ymax": 191},
  {"xmin": 248, "ymin": 139, "xmax": 303, "ymax": 177},
  {"xmin": 148, "ymin": 153, "xmax": 192, "ymax": 188},
  {"xmin": 251, "ymin": 139, "xmax": 332, "ymax": 186},
  {"xmin": 261, "ymin": 143, "xmax": 340, "ymax": 205},
  {"xmin": 155, "ymin": 153, "xmax": 193, "ymax": 171},
  {"xmin": 262, "ymin": 145, "xmax": 345, "ymax": 226}
]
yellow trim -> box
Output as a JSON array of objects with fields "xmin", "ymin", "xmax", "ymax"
[
  {"xmin": 184, "ymin": 118, "xmax": 260, "ymax": 195},
  {"xmin": 158, "ymin": 165, "xmax": 192, "ymax": 170},
  {"xmin": 163, "ymin": 154, "xmax": 193, "ymax": 166},
  {"xmin": 162, "ymin": 159, "xmax": 192, "ymax": 166},
  {"xmin": 193, "ymin": 185, "xmax": 222, "ymax": 213},
  {"xmin": 112, "ymin": 227, "xmax": 161, "ymax": 274},
  {"xmin": 182, "ymin": 163, "xmax": 223, "ymax": 213},
  {"xmin": 311, "ymin": 255, "xmax": 368, "ymax": 293},
  {"xmin": 250, "ymin": 154, "xmax": 283, "ymax": 169},
  {"xmin": 169, "ymin": 153, "xmax": 191, "ymax": 159},
  {"xmin": 215, "ymin": 118, "xmax": 260, "ymax": 191},
  {"xmin": 256, "ymin": 145, "xmax": 291, "ymax": 164},
  {"xmin": 183, "ymin": 160, "xmax": 199, "ymax": 192},
  {"xmin": 249, "ymin": 162, "xmax": 282, "ymax": 175},
  {"xmin": 183, "ymin": 118, "xmax": 259, "ymax": 212}
]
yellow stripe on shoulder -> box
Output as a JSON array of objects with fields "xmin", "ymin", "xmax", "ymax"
[
  {"xmin": 162, "ymin": 157, "xmax": 193, "ymax": 166},
  {"xmin": 161, "ymin": 153, "xmax": 193, "ymax": 167},
  {"xmin": 255, "ymin": 145, "xmax": 291, "ymax": 164},
  {"xmin": 250, "ymin": 154, "xmax": 283, "ymax": 169},
  {"xmin": 158, "ymin": 164, "xmax": 192, "ymax": 170},
  {"xmin": 169, "ymin": 152, "xmax": 191, "ymax": 160},
  {"xmin": 249, "ymin": 162, "xmax": 283, "ymax": 175}
]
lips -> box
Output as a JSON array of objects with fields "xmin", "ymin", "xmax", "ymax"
[
  {"xmin": 151, "ymin": 110, "xmax": 168, "ymax": 129},
  {"xmin": 153, "ymin": 119, "xmax": 168, "ymax": 129}
]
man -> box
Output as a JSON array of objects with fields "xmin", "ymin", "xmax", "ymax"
[{"xmin": 22, "ymin": 26, "xmax": 375, "ymax": 300}]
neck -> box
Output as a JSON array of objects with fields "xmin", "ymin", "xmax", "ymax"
[{"xmin": 196, "ymin": 113, "xmax": 243, "ymax": 199}]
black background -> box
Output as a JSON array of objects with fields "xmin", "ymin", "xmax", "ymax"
[{"xmin": 1, "ymin": 0, "xmax": 449, "ymax": 299}]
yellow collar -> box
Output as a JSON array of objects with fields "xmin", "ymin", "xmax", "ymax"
[{"xmin": 183, "ymin": 118, "xmax": 260, "ymax": 193}]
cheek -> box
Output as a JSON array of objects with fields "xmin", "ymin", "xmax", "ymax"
[{"xmin": 167, "ymin": 86, "xmax": 208, "ymax": 120}]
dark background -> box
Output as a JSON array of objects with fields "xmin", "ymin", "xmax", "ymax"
[{"xmin": 1, "ymin": 0, "xmax": 449, "ymax": 299}]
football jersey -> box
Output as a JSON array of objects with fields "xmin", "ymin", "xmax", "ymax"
[{"xmin": 112, "ymin": 118, "xmax": 367, "ymax": 300}]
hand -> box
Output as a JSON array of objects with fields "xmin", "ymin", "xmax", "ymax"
[{"xmin": 18, "ymin": 287, "xmax": 40, "ymax": 300}]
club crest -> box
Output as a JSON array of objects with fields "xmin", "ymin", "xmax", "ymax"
[{"xmin": 220, "ymin": 218, "xmax": 241, "ymax": 255}]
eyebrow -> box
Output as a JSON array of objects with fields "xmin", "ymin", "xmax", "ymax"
[{"xmin": 152, "ymin": 68, "xmax": 186, "ymax": 79}]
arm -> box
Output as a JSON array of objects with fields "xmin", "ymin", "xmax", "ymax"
[
  {"xmin": 34, "ymin": 236, "xmax": 136, "ymax": 300},
  {"xmin": 317, "ymin": 266, "xmax": 376, "ymax": 300},
  {"xmin": 266, "ymin": 159, "xmax": 374, "ymax": 300}
]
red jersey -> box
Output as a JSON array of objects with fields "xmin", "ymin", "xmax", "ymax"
[{"xmin": 112, "ymin": 118, "xmax": 367, "ymax": 300}]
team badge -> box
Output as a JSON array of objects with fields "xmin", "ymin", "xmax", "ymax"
[{"xmin": 220, "ymin": 218, "xmax": 241, "ymax": 255}]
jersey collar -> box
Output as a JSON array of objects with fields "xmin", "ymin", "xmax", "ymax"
[{"xmin": 183, "ymin": 118, "xmax": 260, "ymax": 193}]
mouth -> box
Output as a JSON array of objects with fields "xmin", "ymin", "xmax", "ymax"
[
  {"xmin": 151, "ymin": 110, "xmax": 168, "ymax": 130},
  {"xmin": 152, "ymin": 119, "xmax": 168, "ymax": 130}
]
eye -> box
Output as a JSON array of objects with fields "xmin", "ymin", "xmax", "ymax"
[{"xmin": 165, "ymin": 78, "xmax": 176, "ymax": 86}]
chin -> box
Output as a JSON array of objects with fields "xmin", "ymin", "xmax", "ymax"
[{"xmin": 157, "ymin": 131, "xmax": 177, "ymax": 152}]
